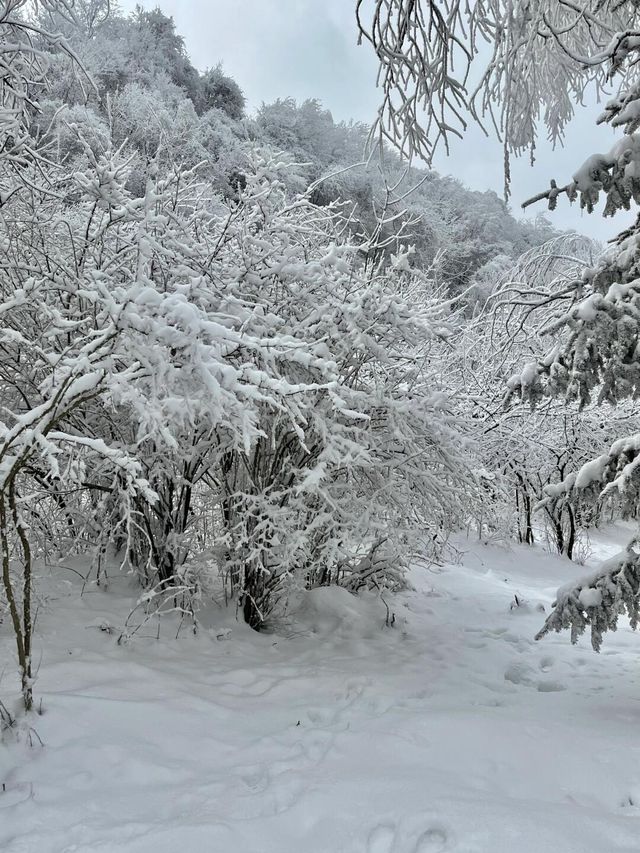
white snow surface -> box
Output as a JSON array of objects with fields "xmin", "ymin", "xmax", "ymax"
[{"xmin": 3, "ymin": 527, "xmax": 640, "ymax": 852}]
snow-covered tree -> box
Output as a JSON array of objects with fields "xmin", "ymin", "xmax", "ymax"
[
  {"xmin": 452, "ymin": 235, "xmax": 632, "ymax": 557},
  {"xmin": 355, "ymin": 2, "xmax": 639, "ymax": 187},
  {"xmin": 512, "ymin": 70, "xmax": 640, "ymax": 647},
  {"xmin": 0, "ymin": 150, "xmax": 144, "ymax": 713},
  {"xmin": 358, "ymin": 1, "xmax": 640, "ymax": 648},
  {"xmin": 0, "ymin": 0, "xmax": 101, "ymax": 711},
  {"xmin": 197, "ymin": 65, "xmax": 245, "ymax": 119},
  {"xmin": 361, "ymin": 2, "xmax": 640, "ymax": 648}
]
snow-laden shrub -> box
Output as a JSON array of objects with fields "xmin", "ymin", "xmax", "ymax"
[
  {"xmin": 116, "ymin": 153, "xmax": 477, "ymax": 627},
  {"xmin": 0, "ymin": 137, "xmax": 477, "ymax": 666}
]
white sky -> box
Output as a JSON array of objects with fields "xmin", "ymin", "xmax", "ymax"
[{"xmin": 120, "ymin": 0, "xmax": 631, "ymax": 241}]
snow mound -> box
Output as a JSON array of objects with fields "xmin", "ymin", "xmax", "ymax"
[{"xmin": 292, "ymin": 585, "xmax": 386, "ymax": 638}]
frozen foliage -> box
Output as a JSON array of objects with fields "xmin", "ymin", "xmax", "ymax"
[
  {"xmin": 454, "ymin": 235, "xmax": 638, "ymax": 557},
  {"xmin": 1, "ymin": 137, "xmax": 475, "ymax": 621},
  {"xmin": 107, "ymin": 152, "xmax": 477, "ymax": 629},
  {"xmin": 360, "ymin": 0, "xmax": 640, "ymax": 648},
  {"xmin": 356, "ymin": 1, "xmax": 640, "ymax": 186},
  {"xmin": 440, "ymin": 4, "xmax": 640, "ymax": 647},
  {"xmin": 0, "ymin": 1, "xmax": 86, "ymax": 174},
  {"xmin": 536, "ymin": 547, "xmax": 640, "ymax": 651},
  {"xmin": 507, "ymin": 225, "xmax": 640, "ymax": 645},
  {"xmin": 255, "ymin": 97, "xmax": 556, "ymax": 291},
  {"xmin": 520, "ymin": 155, "xmax": 640, "ymax": 644},
  {"xmin": 0, "ymin": 0, "xmax": 478, "ymax": 708},
  {"xmin": 198, "ymin": 65, "xmax": 245, "ymax": 119},
  {"xmin": 32, "ymin": 9, "xmax": 557, "ymax": 294}
]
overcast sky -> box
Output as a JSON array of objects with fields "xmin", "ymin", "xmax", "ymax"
[{"xmin": 121, "ymin": 0, "xmax": 629, "ymax": 241}]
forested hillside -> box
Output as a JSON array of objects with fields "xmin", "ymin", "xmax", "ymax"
[{"xmin": 37, "ymin": 4, "xmax": 557, "ymax": 298}]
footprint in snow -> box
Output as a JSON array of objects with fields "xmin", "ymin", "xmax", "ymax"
[
  {"xmin": 504, "ymin": 661, "xmax": 566, "ymax": 692},
  {"xmin": 504, "ymin": 661, "xmax": 534, "ymax": 685},
  {"xmin": 465, "ymin": 637, "xmax": 488, "ymax": 649},
  {"xmin": 367, "ymin": 823, "xmax": 396, "ymax": 853},
  {"xmin": 414, "ymin": 826, "xmax": 449, "ymax": 852},
  {"xmin": 0, "ymin": 781, "xmax": 33, "ymax": 808},
  {"xmin": 307, "ymin": 708, "xmax": 334, "ymax": 726},
  {"xmin": 539, "ymin": 656, "xmax": 554, "ymax": 672},
  {"xmin": 536, "ymin": 680, "xmax": 566, "ymax": 693},
  {"xmin": 239, "ymin": 766, "xmax": 270, "ymax": 793}
]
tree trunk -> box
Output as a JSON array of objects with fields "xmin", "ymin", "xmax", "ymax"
[{"xmin": 0, "ymin": 486, "xmax": 33, "ymax": 712}]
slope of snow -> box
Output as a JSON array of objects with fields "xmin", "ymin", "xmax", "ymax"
[{"xmin": 2, "ymin": 527, "xmax": 640, "ymax": 852}]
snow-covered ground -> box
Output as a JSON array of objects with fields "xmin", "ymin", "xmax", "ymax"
[{"xmin": 2, "ymin": 527, "xmax": 640, "ymax": 852}]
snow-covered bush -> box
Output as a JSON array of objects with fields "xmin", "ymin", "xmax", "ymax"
[
  {"xmin": 119, "ymin": 154, "xmax": 476, "ymax": 628},
  {"xmin": 0, "ymin": 129, "xmax": 477, "ymax": 729}
]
